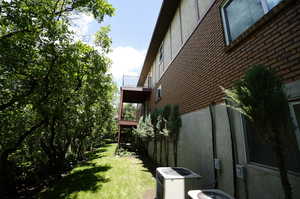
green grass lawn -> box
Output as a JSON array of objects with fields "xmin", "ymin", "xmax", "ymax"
[{"xmin": 40, "ymin": 144, "xmax": 155, "ymax": 199}]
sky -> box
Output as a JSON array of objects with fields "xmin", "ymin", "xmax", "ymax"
[{"xmin": 72, "ymin": 0, "xmax": 163, "ymax": 86}]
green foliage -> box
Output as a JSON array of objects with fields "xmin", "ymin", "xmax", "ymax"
[
  {"xmin": 222, "ymin": 65, "xmax": 293, "ymax": 199},
  {"xmin": 122, "ymin": 103, "xmax": 137, "ymax": 121},
  {"xmin": 41, "ymin": 144, "xmax": 155, "ymax": 199},
  {"xmin": 168, "ymin": 105, "xmax": 182, "ymax": 166},
  {"xmin": 133, "ymin": 115, "xmax": 154, "ymax": 140},
  {"xmin": 116, "ymin": 147, "xmax": 136, "ymax": 158},
  {"xmin": 94, "ymin": 26, "xmax": 112, "ymax": 53},
  {"xmin": 222, "ymin": 65, "xmax": 291, "ymax": 142},
  {"xmin": 147, "ymin": 105, "xmax": 182, "ymax": 166},
  {"xmin": 0, "ymin": 0, "xmax": 116, "ymax": 196},
  {"xmin": 162, "ymin": 104, "xmax": 172, "ymax": 122},
  {"xmin": 169, "ymin": 105, "xmax": 182, "ymax": 138}
]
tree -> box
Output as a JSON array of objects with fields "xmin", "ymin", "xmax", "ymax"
[
  {"xmin": 123, "ymin": 103, "xmax": 137, "ymax": 121},
  {"xmin": 223, "ymin": 65, "xmax": 293, "ymax": 199},
  {"xmin": 150, "ymin": 109, "xmax": 160, "ymax": 163},
  {"xmin": 0, "ymin": 0, "xmax": 115, "ymax": 196},
  {"xmin": 133, "ymin": 115, "xmax": 154, "ymax": 153},
  {"xmin": 169, "ymin": 105, "xmax": 182, "ymax": 167},
  {"xmin": 162, "ymin": 105, "xmax": 171, "ymax": 166}
]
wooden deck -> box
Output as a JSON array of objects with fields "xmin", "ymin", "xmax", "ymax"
[{"xmin": 118, "ymin": 120, "xmax": 138, "ymax": 128}]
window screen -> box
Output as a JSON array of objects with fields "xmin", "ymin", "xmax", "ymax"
[
  {"xmin": 223, "ymin": 0, "xmax": 264, "ymax": 41},
  {"xmin": 292, "ymin": 103, "xmax": 300, "ymax": 130},
  {"xmin": 291, "ymin": 102, "xmax": 300, "ymax": 150},
  {"xmin": 221, "ymin": 0, "xmax": 283, "ymax": 43},
  {"xmin": 245, "ymin": 118, "xmax": 300, "ymax": 173},
  {"xmin": 266, "ymin": 0, "xmax": 282, "ymax": 10}
]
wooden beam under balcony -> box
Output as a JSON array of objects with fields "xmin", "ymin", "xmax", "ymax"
[
  {"xmin": 118, "ymin": 120, "xmax": 138, "ymax": 128},
  {"xmin": 121, "ymin": 87, "xmax": 152, "ymax": 103}
]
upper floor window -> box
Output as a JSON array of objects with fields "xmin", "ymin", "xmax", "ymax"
[
  {"xmin": 221, "ymin": 0, "xmax": 283, "ymax": 44},
  {"xmin": 155, "ymin": 85, "xmax": 162, "ymax": 102},
  {"xmin": 159, "ymin": 43, "xmax": 164, "ymax": 63}
]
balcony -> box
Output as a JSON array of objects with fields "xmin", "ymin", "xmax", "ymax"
[{"xmin": 117, "ymin": 75, "xmax": 152, "ymax": 145}]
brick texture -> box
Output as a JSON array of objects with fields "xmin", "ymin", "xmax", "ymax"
[{"xmin": 149, "ymin": 0, "xmax": 300, "ymax": 114}]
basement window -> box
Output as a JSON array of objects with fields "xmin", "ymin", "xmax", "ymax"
[
  {"xmin": 221, "ymin": 0, "xmax": 283, "ymax": 44},
  {"xmin": 290, "ymin": 101, "xmax": 300, "ymax": 151},
  {"xmin": 243, "ymin": 100, "xmax": 300, "ymax": 172}
]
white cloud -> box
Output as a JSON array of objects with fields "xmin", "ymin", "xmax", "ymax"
[
  {"xmin": 108, "ymin": 46, "xmax": 146, "ymax": 86},
  {"xmin": 70, "ymin": 13, "xmax": 95, "ymax": 42}
]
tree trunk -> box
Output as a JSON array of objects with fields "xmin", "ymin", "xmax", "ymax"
[
  {"xmin": 159, "ymin": 136, "xmax": 163, "ymax": 165},
  {"xmin": 0, "ymin": 151, "xmax": 16, "ymax": 196},
  {"xmin": 273, "ymin": 135, "xmax": 293, "ymax": 199},
  {"xmin": 174, "ymin": 135, "xmax": 178, "ymax": 167},
  {"xmin": 0, "ymin": 120, "xmax": 44, "ymax": 195},
  {"xmin": 153, "ymin": 133, "xmax": 157, "ymax": 164},
  {"xmin": 165, "ymin": 137, "xmax": 169, "ymax": 166}
]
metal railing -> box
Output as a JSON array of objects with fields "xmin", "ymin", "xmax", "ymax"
[
  {"xmin": 122, "ymin": 75, "xmax": 152, "ymax": 88},
  {"xmin": 122, "ymin": 75, "xmax": 139, "ymax": 87}
]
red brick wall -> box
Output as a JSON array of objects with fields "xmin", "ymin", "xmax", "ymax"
[{"xmin": 149, "ymin": 0, "xmax": 300, "ymax": 114}]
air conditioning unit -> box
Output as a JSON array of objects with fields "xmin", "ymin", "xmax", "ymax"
[
  {"xmin": 188, "ymin": 189, "xmax": 235, "ymax": 199},
  {"xmin": 156, "ymin": 167, "xmax": 202, "ymax": 199}
]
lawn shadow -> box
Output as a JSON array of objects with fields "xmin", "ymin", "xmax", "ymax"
[
  {"xmin": 85, "ymin": 147, "xmax": 108, "ymax": 160},
  {"xmin": 41, "ymin": 165, "xmax": 111, "ymax": 199},
  {"xmin": 138, "ymin": 155, "xmax": 157, "ymax": 178},
  {"xmin": 125, "ymin": 146, "xmax": 157, "ymax": 178}
]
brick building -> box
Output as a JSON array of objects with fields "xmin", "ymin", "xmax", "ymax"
[{"xmin": 118, "ymin": 0, "xmax": 300, "ymax": 198}]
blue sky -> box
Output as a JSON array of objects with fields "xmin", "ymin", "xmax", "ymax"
[{"xmin": 72, "ymin": 0, "xmax": 162, "ymax": 86}]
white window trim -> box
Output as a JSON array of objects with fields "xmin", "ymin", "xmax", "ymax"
[
  {"xmin": 155, "ymin": 85, "xmax": 162, "ymax": 102},
  {"xmin": 221, "ymin": 0, "xmax": 278, "ymax": 45},
  {"xmin": 220, "ymin": 2, "xmax": 230, "ymax": 44},
  {"xmin": 289, "ymin": 101, "xmax": 300, "ymax": 151}
]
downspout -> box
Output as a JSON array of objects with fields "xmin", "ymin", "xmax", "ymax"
[
  {"xmin": 209, "ymin": 103, "xmax": 218, "ymax": 188},
  {"xmin": 225, "ymin": 99, "xmax": 238, "ymax": 199}
]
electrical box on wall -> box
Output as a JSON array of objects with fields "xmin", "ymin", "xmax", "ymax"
[
  {"xmin": 236, "ymin": 164, "xmax": 246, "ymax": 179},
  {"xmin": 214, "ymin": 159, "xmax": 221, "ymax": 170}
]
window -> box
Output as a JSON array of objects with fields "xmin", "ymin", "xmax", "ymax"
[
  {"xmin": 290, "ymin": 101, "xmax": 300, "ymax": 151},
  {"xmin": 244, "ymin": 117, "xmax": 300, "ymax": 173},
  {"xmin": 159, "ymin": 43, "xmax": 164, "ymax": 63},
  {"xmin": 155, "ymin": 85, "xmax": 162, "ymax": 102},
  {"xmin": 244, "ymin": 101, "xmax": 300, "ymax": 173},
  {"xmin": 221, "ymin": 0, "xmax": 283, "ymax": 44}
]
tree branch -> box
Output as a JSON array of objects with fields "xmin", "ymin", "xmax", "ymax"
[
  {"xmin": 5, "ymin": 120, "xmax": 46, "ymax": 155},
  {"xmin": 0, "ymin": 29, "xmax": 31, "ymax": 41},
  {"xmin": 0, "ymin": 80, "xmax": 36, "ymax": 111}
]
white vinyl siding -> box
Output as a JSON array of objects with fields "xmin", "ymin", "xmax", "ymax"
[
  {"xmin": 149, "ymin": 67, "xmax": 153, "ymax": 88},
  {"xmin": 197, "ymin": 0, "xmax": 213, "ymax": 20},
  {"xmin": 164, "ymin": 29, "xmax": 172, "ymax": 71},
  {"xmin": 145, "ymin": 0, "xmax": 216, "ymax": 86},
  {"xmin": 171, "ymin": 8, "xmax": 183, "ymax": 60},
  {"xmin": 180, "ymin": 0, "xmax": 198, "ymax": 42},
  {"xmin": 153, "ymin": 61, "xmax": 157, "ymax": 85},
  {"xmin": 155, "ymin": 54, "xmax": 160, "ymax": 82}
]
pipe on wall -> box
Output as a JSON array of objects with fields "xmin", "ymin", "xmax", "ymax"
[
  {"xmin": 209, "ymin": 103, "xmax": 218, "ymax": 188},
  {"xmin": 225, "ymin": 99, "xmax": 238, "ymax": 199}
]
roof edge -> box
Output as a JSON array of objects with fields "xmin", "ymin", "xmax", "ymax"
[{"xmin": 137, "ymin": 0, "xmax": 181, "ymax": 87}]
